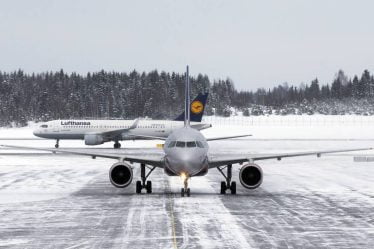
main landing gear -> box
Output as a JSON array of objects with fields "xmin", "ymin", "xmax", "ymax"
[
  {"xmin": 217, "ymin": 164, "xmax": 236, "ymax": 195},
  {"xmin": 136, "ymin": 163, "xmax": 156, "ymax": 194},
  {"xmin": 55, "ymin": 139, "xmax": 59, "ymax": 148},
  {"xmin": 113, "ymin": 141, "xmax": 121, "ymax": 149},
  {"xmin": 181, "ymin": 174, "xmax": 190, "ymax": 197}
]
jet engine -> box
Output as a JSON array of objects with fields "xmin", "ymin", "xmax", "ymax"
[
  {"xmin": 84, "ymin": 134, "xmax": 105, "ymax": 145},
  {"xmin": 239, "ymin": 163, "xmax": 263, "ymax": 189},
  {"xmin": 109, "ymin": 162, "xmax": 133, "ymax": 188}
]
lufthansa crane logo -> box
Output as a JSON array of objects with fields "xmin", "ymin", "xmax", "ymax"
[{"xmin": 191, "ymin": 100, "xmax": 204, "ymax": 114}]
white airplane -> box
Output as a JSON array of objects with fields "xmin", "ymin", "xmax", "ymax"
[
  {"xmin": 33, "ymin": 93, "xmax": 210, "ymax": 149},
  {"xmin": 2, "ymin": 66, "xmax": 372, "ymax": 196}
]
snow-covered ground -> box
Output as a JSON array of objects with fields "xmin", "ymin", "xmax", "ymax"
[{"xmin": 1, "ymin": 116, "xmax": 374, "ymax": 248}]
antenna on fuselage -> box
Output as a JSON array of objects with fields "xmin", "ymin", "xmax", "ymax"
[{"xmin": 184, "ymin": 65, "xmax": 191, "ymax": 127}]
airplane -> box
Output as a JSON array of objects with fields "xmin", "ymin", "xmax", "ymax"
[
  {"xmin": 2, "ymin": 66, "xmax": 373, "ymax": 197},
  {"xmin": 32, "ymin": 93, "xmax": 210, "ymax": 149}
]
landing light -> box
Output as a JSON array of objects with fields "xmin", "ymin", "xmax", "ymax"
[{"xmin": 180, "ymin": 172, "xmax": 188, "ymax": 181}]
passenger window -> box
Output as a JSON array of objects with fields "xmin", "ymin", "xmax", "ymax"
[
  {"xmin": 41, "ymin": 125, "xmax": 48, "ymax": 128},
  {"xmin": 196, "ymin": 141, "xmax": 204, "ymax": 148},
  {"xmin": 186, "ymin": 141, "xmax": 196, "ymax": 148},
  {"xmin": 168, "ymin": 141, "xmax": 176, "ymax": 148},
  {"xmin": 176, "ymin": 141, "xmax": 186, "ymax": 148}
]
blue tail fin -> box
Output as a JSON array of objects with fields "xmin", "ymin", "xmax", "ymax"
[{"xmin": 174, "ymin": 92, "xmax": 209, "ymax": 122}]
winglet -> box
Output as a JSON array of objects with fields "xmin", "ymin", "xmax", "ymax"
[{"xmin": 129, "ymin": 119, "xmax": 139, "ymax": 129}]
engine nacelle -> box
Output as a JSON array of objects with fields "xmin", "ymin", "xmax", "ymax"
[
  {"xmin": 239, "ymin": 163, "xmax": 263, "ymax": 189},
  {"xmin": 109, "ymin": 162, "xmax": 133, "ymax": 188},
  {"xmin": 84, "ymin": 134, "xmax": 105, "ymax": 145}
]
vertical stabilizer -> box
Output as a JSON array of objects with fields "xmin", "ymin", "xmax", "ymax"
[
  {"xmin": 174, "ymin": 92, "xmax": 209, "ymax": 122},
  {"xmin": 184, "ymin": 66, "xmax": 191, "ymax": 127}
]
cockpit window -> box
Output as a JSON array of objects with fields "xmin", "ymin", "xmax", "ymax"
[
  {"xmin": 186, "ymin": 141, "xmax": 196, "ymax": 148},
  {"xmin": 40, "ymin": 125, "xmax": 48, "ymax": 128},
  {"xmin": 168, "ymin": 141, "xmax": 176, "ymax": 148},
  {"xmin": 196, "ymin": 141, "xmax": 204, "ymax": 148},
  {"xmin": 176, "ymin": 141, "xmax": 186, "ymax": 148}
]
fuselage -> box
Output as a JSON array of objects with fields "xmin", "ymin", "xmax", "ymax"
[
  {"xmin": 163, "ymin": 126, "xmax": 209, "ymax": 177},
  {"xmin": 33, "ymin": 119, "xmax": 210, "ymax": 140}
]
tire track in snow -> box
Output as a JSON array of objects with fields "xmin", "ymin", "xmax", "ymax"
[{"xmin": 167, "ymin": 175, "xmax": 254, "ymax": 249}]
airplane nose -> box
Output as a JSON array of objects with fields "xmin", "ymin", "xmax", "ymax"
[{"xmin": 178, "ymin": 157, "xmax": 203, "ymax": 173}]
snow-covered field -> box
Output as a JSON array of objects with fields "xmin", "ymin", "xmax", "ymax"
[{"xmin": 1, "ymin": 116, "xmax": 374, "ymax": 248}]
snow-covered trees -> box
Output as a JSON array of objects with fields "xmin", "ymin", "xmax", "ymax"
[
  {"xmin": 0, "ymin": 69, "xmax": 374, "ymax": 126},
  {"xmin": 0, "ymin": 69, "xmax": 211, "ymax": 126}
]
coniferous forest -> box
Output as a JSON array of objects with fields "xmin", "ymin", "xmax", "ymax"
[{"xmin": 0, "ymin": 69, "xmax": 374, "ymax": 126}]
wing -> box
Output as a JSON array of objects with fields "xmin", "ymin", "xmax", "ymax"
[
  {"xmin": 190, "ymin": 123, "xmax": 212, "ymax": 130},
  {"xmin": 208, "ymin": 147, "xmax": 373, "ymax": 168},
  {"xmin": 0, "ymin": 138, "xmax": 43, "ymax": 140},
  {"xmin": 206, "ymin": 134, "xmax": 252, "ymax": 141},
  {"xmin": 99, "ymin": 119, "xmax": 139, "ymax": 139},
  {"xmin": 127, "ymin": 135, "xmax": 167, "ymax": 140},
  {"xmin": 126, "ymin": 131, "xmax": 250, "ymax": 141},
  {"xmin": 0, "ymin": 144, "xmax": 165, "ymax": 168},
  {"xmin": 123, "ymin": 155, "xmax": 164, "ymax": 168}
]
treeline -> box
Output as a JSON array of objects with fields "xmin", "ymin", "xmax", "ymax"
[
  {"xmin": 237, "ymin": 70, "xmax": 374, "ymax": 107},
  {"xmin": 0, "ymin": 69, "xmax": 373, "ymax": 126}
]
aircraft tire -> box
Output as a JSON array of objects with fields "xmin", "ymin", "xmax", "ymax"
[
  {"xmin": 146, "ymin": 181, "xmax": 152, "ymax": 194},
  {"xmin": 181, "ymin": 188, "xmax": 185, "ymax": 197},
  {"xmin": 186, "ymin": 188, "xmax": 190, "ymax": 197},
  {"xmin": 136, "ymin": 181, "xmax": 142, "ymax": 194},
  {"xmin": 230, "ymin": 181, "xmax": 236, "ymax": 195},
  {"xmin": 220, "ymin": 181, "xmax": 226, "ymax": 194}
]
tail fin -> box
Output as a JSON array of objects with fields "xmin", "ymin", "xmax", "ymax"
[
  {"xmin": 174, "ymin": 92, "xmax": 208, "ymax": 122},
  {"xmin": 184, "ymin": 66, "xmax": 191, "ymax": 127}
]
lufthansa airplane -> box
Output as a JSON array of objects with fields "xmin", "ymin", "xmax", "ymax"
[
  {"xmin": 33, "ymin": 93, "xmax": 210, "ymax": 149},
  {"xmin": 2, "ymin": 66, "xmax": 372, "ymax": 196}
]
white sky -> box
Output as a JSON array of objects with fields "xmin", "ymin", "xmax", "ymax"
[{"xmin": 1, "ymin": 0, "xmax": 374, "ymax": 90}]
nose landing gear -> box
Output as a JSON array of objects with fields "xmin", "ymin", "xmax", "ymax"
[
  {"xmin": 55, "ymin": 139, "xmax": 59, "ymax": 149},
  {"xmin": 181, "ymin": 174, "xmax": 190, "ymax": 197},
  {"xmin": 217, "ymin": 164, "xmax": 236, "ymax": 195}
]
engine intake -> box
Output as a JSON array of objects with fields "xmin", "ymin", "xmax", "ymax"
[
  {"xmin": 239, "ymin": 163, "xmax": 263, "ymax": 189},
  {"xmin": 109, "ymin": 162, "xmax": 133, "ymax": 188}
]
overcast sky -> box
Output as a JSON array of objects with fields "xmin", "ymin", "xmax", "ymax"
[{"xmin": 1, "ymin": 0, "xmax": 374, "ymax": 90}]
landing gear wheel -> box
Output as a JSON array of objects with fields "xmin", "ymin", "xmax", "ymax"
[
  {"xmin": 136, "ymin": 181, "xmax": 142, "ymax": 194},
  {"xmin": 220, "ymin": 181, "xmax": 226, "ymax": 194},
  {"xmin": 114, "ymin": 142, "xmax": 121, "ymax": 149},
  {"xmin": 146, "ymin": 181, "xmax": 152, "ymax": 194},
  {"xmin": 181, "ymin": 188, "xmax": 185, "ymax": 197},
  {"xmin": 55, "ymin": 140, "xmax": 59, "ymax": 148},
  {"xmin": 186, "ymin": 188, "xmax": 191, "ymax": 197},
  {"xmin": 230, "ymin": 181, "xmax": 236, "ymax": 195}
]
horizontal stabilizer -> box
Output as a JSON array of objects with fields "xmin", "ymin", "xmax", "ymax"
[{"xmin": 206, "ymin": 134, "xmax": 252, "ymax": 141}]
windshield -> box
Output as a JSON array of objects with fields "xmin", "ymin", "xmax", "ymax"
[
  {"xmin": 40, "ymin": 125, "xmax": 48, "ymax": 128},
  {"xmin": 186, "ymin": 141, "xmax": 196, "ymax": 148},
  {"xmin": 196, "ymin": 141, "xmax": 204, "ymax": 148},
  {"xmin": 176, "ymin": 141, "xmax": 186, "ymax": 148},
  {"xmin": 168, "ymin": 141, "xmax": 176, "ymax": 148}
]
